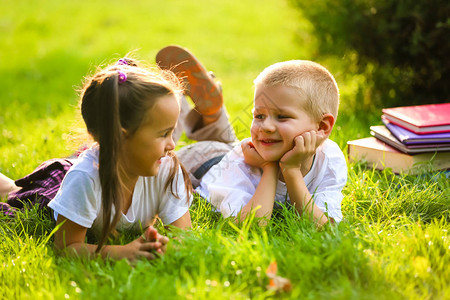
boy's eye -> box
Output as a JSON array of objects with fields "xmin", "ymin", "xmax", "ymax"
[
  {"xmin": 254, "ymin": 114, "xmax": 265, "ymax": 120},
  {"xmin": 278, "ymin": 115, "xmax": 290, "ymax": 119}
]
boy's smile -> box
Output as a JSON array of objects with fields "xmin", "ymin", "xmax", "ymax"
[{"xmin": 250, "ymin": 85, "xmax": 319, "ymax": 162}]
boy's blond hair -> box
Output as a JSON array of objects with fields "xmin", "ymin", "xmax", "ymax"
[{"xmin": 253, "ymin": 60, "xmax": 339, "ymax": 122}]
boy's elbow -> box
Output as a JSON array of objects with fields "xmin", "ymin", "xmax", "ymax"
[{"xmin": 54, "ymin": 236, "xmax": 70, "ymax": 254}]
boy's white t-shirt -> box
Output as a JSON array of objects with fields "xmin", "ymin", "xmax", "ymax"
[
  {"xmin": 48, "ymin": 146, "xmax": 191, "ymax": 236},
  {"xmin": 196, "ymin": 138, "xmax": 347, "ymax": 222}
]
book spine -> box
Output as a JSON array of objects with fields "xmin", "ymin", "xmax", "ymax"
[{"xmin": 383, "ymin": 115, "xmax": 450, "ymax": 134}]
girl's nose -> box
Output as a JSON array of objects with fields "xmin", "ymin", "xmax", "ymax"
[{"xmin": 165, "ymin": 136, "xmax": 176, "ymax": 151}]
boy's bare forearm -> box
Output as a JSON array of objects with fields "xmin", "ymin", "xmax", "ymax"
[
  {"xmin": 239, "ymin": 164, "xmax": 279, "ymax": 223},
  {"xmin": 281, "ymin": 168, "xmax": 329, "ymax": 226}
]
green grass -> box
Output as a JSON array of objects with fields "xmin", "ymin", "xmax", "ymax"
[{"xmin": 1, "ymin": 0, "xmax": 449, "ymax": 299}]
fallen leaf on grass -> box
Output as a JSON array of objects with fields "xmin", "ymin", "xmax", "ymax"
[{"xmin": 266, "ymin": 261, "xmax": 292, "ymax": 293}]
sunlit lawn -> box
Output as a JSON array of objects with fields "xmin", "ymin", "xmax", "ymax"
[{"xmin": 1, "ymin": 1, "xmax": 448, "ymax": 299}]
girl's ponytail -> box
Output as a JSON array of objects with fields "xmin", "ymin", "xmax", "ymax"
[
  {"xmin": 96, "ymin": 74, "xmax": 124, "ymax": 253},
  {"xmin": 81, "ymin": 72, "xmax": 124, "ymax": 253}
]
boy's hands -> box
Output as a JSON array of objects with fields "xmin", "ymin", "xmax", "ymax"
[
  {"xmin": 280, "ymin": 130, "xmax": 326, "ymax": 170},
  {"xmin": 241, "ymin": 140, "xmax": 277, "ymax": 170}
]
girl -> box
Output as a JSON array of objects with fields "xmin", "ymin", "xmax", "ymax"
[
  {"xmin": 47, "ymin": 58, "xmax": 192, "ymax": 261},
  {"xmin": 0, "ymin": 172, "xmax": 19, "ymax": 198}
]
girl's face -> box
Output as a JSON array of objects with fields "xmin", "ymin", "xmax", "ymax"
[{"xmin": 121, "ymin": 94, "xmax": 180, "ymax": 177}]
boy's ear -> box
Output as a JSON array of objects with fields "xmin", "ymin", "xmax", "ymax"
[
  {"xmin": 318, "ymin": 113, "xmax": 335, "ymax": 137},
  {"xmin": 121, "ymin": 128, "xmax": 129, "ymax": 137}
]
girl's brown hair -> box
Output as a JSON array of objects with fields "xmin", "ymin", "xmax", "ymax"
[{"xmin": 80, "ymin": 59, "xmax": 191, "ymax": 252}]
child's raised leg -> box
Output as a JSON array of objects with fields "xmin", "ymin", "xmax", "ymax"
[
  {"xmin": 156, "ymin": 45, "xmax": 223, "ymax": 126},
  {"xmin": 156, "ymin": 45, "xmax": 236, "ymax": 144},
  {"xmin": 156, "ymin": 46, "xmax": 238, "ymax": 186}
]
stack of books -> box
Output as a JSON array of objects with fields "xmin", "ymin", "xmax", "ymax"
[{"xmin": 347, "ymin": 103, "xmax": 450, "ymax": 174}]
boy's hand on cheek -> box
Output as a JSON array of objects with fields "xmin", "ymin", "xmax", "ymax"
[
  {"xmin": 241, "ymin": 141, "xmax": 275, "ymax": 170},
  {"xmin": 280, "ymin": 130, "xmax": 325, "ymax": 169}
]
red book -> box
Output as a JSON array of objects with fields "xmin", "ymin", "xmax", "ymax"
[{"xmin": 382, "ymin": 103, "xmax": 450, "ymax": 134}]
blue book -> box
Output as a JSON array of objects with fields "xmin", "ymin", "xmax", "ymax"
[{"xmin": 382, "ymin": 116, "xmax": 450, "ymax": 145}]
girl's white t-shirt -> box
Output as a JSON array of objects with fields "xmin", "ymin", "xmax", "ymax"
[
  {"xmin": 48, "ymin": 146, "xmax": 191, "ymax": 236},
  {"xmin": 196, "ymin": 138, "xmax": 347, "ymax": 222}
]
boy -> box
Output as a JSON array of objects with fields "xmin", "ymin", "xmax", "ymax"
[{"xmin": 158, "ymin": 46, "xmax": 348, "ymax": 226}]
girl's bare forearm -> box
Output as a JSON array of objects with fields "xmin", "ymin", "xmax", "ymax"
[{"xmin": 57, "ymin": 242, "xmax": 131, "ymax": 260}]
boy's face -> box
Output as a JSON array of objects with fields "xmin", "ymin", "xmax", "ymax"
[{"xmin": 250, "ymin": 85, "xmax": 318, "ymax": 162}]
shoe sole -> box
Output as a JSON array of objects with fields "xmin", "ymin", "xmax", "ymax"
[{"xmin": 156, "ymin": 45, "xmax": 223, "ymax": 116}]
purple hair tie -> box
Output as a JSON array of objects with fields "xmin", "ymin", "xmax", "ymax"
[
  {"xmin": 118, "ymin": 71, "xmax": 127, "ymax": 83},
  {"xmin": 117, "ymin": 58, "xmax": 129, "ymax": 65}
]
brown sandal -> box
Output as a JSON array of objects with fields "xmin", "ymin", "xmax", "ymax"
[{"xmin": 156, "ymin": 45, "xmax": 223, "ymax": 116}]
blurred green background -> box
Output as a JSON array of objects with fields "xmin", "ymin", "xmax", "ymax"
[
  {"xmin": 1, "ymin": 2, "xmax": 449, "ymax": 299},
  {"xmin": 2, "ymin": 0, "xmax": 336, "ymax": 178},
  {"xmin": 4, "ymin": 0, "xmax": 444, "ymax": 178}
]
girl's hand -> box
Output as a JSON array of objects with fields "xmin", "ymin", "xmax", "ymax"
[
  {"xmin": 53, "ymin": 215, "xmax": 169, "ymax": 262},
  {"xmin": 280, "ymin": 131, "xmax": 325, "ymax": 170},
  {"xmin": 144, "ymin": 226, "xmax": 169, "ymax": 254},
  {"xmin": 119, "ymin": 227, "xmax": 169, "ymax": 262},
  {"xmin": 121, "ymin": 236, "xmax": 164, "ymax": 262},
  {"xmin": 241, "ymin": 141, "xmax": 275, "ymax": 170}
]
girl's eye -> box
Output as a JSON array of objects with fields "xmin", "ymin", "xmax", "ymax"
[
  {"xmin": 278, "ymin": 115, "xmax": 290, "ymax": 119},
  {"xmin": 254, "ymin": 114, "xmax": 265, "ymax": 120}
]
